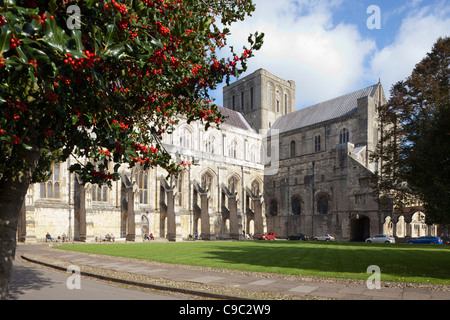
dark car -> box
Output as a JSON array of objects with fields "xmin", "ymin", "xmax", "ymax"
[
  {"xmin": 287, "ymin": 233, "xmax": 310, "ymax": 241},
  {"xmin": 407, "ymin": 236, "xmax": 443, "ymax": 244}
]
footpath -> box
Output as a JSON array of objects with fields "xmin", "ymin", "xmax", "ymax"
[{"xmin": 15, "ymin": 243, "xmax": 450, "ymax": 300}]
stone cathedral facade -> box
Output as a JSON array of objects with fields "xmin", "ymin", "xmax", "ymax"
[{"xmin": 17, "ymin": 68, "xmax": 437, "ymax": 243}]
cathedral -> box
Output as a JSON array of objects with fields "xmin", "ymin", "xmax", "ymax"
[{"xmin": 16, "ymin": 68, "xmax": 437, "ymax": 243}]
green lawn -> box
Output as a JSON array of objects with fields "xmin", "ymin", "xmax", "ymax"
[{"xmin": 55, "ymin": 241, "xmax": 450, "ymax": 285}]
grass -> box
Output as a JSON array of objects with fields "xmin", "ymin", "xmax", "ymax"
[{"xmin": 55, "ymin": 241, "xmax": 450, "ymax": 285}]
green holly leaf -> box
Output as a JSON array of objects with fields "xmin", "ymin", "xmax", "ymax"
[{"xmin": 43, "ymin": 14, "xmax": 71, "ymax": 53}]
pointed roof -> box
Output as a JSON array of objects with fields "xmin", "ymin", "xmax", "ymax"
[
  {"xmin": 271, "ymin": 84, "xmax": 379, "ymax": 133},
  {"xmin": 217, "ymin": 106, "xmax": 255, "ymax": 132}
]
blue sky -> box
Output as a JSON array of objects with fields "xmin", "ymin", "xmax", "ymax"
[{"xmin": 209, "ymin": 0, "xmax": 450, "ymax": 110}]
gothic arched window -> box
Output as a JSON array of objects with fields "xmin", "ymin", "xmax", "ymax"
[
  {"xmin": 251, "ymin": 180, "xmax": 260, "ymax": 196},
  {"xmin": 40, "ymin": 164, "xmax": 60, "ymax": 199},
  {"xmin": 339, "ymin": 128, "xmax": 350, "ymax": 144},
  {"xmin": 269, "ymin": 199, "xmax": 278, "ymax": 216},
  {"xmin": 228, "ymin": 139, "xmax": 238, "ymax": 158},
  {"xmin": 228, "ymin": 175, "xmax": 239, "ymax": 194},
  {"xmin": 290, "ymin": 140, "xmax": 296, "ymax": 157},
  {"xmin": 176, "ymin": 171, "xmax": 185, "ymax": 206},
  {"xmin": 135, "ymin": 167, "xmax": 149, "ymax": 204},
  {"xmin": 179, "ymin": 126, "xmax": 192, "ymax": 149},
  {"xmin": 285, "ymin": 93, "xmax": 288, "ymax": 114},
  {"xmin": 201, "ymin": 172, "xmax": 213, "ymax": 191},
  {"xmin": 205, "ymin": 135, "xmax": 216, "ymax": 154},
  {"xmin": 317, "ymin": 194, "xmax": 329, "ymax": 214},
  {"xmin": 314, "ymin": 135, "xmax": 321, "ymax": 152},
  {"xmin": 276, "ymin": 90, "xmax": 280, "ymax": 113},
  {"xmin": 292, "ymin": 196, "xmax": 301, "ymax": 215}
]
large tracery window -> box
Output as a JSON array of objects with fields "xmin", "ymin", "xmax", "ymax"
[
  {"xmin": 40, "ymin": 164, "xmax": 60, "ymax": 199},
  {"xmin": 179, "ymin": 127, "xmax": 192, "ymax": 149},
  {"xmin": 135, "ymin": 167, "xmax": 149, "ymax": 204},
  {"xmin": 92, "ymin": 184, "xmax": 108, "ymax": 202}
]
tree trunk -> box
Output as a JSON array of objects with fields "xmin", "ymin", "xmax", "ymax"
[
  {"xmin": 0, "ymin": 178, "xmax": 30, "ymax": 299},
  {"xmin": 0, "ymin": 141, "xmax": 41, "ymax": 299}
]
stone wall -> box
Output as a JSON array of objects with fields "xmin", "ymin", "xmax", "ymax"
[{"xmin": 19, "ymin": 111, "xmax": 266, "ymax": 243}]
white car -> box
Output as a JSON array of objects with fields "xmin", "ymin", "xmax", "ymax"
[
  {"xmin": 313, "ymin": 234, "xmax": 335, "ymax": 241},
  {"xmin": 366, "ymin": 234, "xmax": 395, "ymax": 243}
]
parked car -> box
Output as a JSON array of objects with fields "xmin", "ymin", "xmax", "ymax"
[
  {"xmin": 313, "ymin": 234, "xmax": 335, "ymax": 241},
  {"xmin": 365, "ymin": 234, "xmax": 395, "ymax": 243},
  {"xmin": 287, "ymin": 233, "xmax": 310, "ymax": 241},
  {"xmin": 407, "ymin": 236, "xmax": 443, "ymax": 244},
  {"xmin": 258, "ymin": 232, "xmax": 276, "ymax": 240}
]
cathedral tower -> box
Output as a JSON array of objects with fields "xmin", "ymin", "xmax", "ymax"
[{"xmin": 222, "ymin": 68, "xmax": 296, "ymax": 132}]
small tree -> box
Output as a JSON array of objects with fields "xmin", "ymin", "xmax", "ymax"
[
  {"xmin": 0, "ymin": 0, "xmax": 263, "ymax": 298},
  {"xmin": 371, "ymin": 37, "xmax": 450, "ymax": 226}
]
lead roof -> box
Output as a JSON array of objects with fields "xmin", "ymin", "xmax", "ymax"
[{"xmin": 271, "ymin": 84, "xmax": 379, "ymax": 134}]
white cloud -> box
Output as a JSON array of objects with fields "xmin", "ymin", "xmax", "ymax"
[
  {"xmin": 370, "ymin": 3, "xmax": 450, "ymax": 96},
  {"xmin": 210, "ymin": 0, "xmax": 450, "ymax": 109},
  {"xmin": 212, "ymin": 0, "xmax": 376, "ymax": 109}
]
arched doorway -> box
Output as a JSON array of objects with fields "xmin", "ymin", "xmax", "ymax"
[{"xmin": 350, "ymin": 215, "xmax": 370, "ymax": 242}]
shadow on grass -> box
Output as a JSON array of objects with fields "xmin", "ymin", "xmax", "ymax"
[
  {"xmin": 201, "ymin": 241, "xmax": 450, "ymax": 282},
  {"xmin": 55, "ymin": 241, "xmax": 450, "ymax": 283}
]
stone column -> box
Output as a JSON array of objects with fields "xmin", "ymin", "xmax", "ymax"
[
  {"xmin": 405, "ymin": 216, "xmax": 412, "ymax": 238},
  {"xmin": 160, "ymin": 175, "xmax": 181, "ymax": 242},
  {"xmin": 134, "ymin": 192, "xmax": 143, "ymax": 242},
  {"xmin": 253, "ymin": 195, "xmax": 264, "ymax": 238},
  {"xmin": 165, "ymin": 187, "xmax": 177, "ymax": 241},
  {"xmin": 392, "ymin": 216, "xmax": 398, "ymax": 238},
  {"xmin": 126, "ymin": 183, "xmax": 135, "ymax": 241},
  {"xmin": 74, "ymin": 178, "xmax": 86, "ymax": 241},
  {"xmin": 200, "ymin": 191, "xmax": 210, "ymax": 240},
  {"xmin": 229, "ymin": 194, "xmax": 239, "ymax": 240}
]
